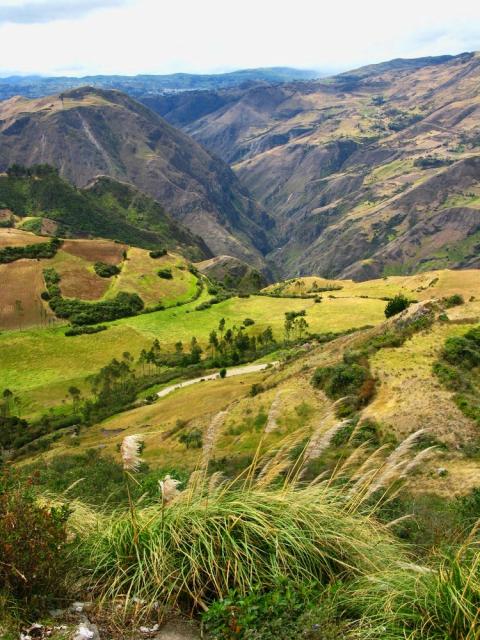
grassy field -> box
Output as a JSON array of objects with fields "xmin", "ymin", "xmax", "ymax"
[
  {"xmin": 106, "ymin": 248, "xmax": 198, "ymax": 306},
  {"xmin": 0, "ymin": 291, "xmax": 385, "ymax": 415},
  {"xmin": 2, "ymin": 267, "xmax": 479, "ymax": 425},
  {"xmin": 263, "ymin": 269, "xmax": 480, "ymax": 301}
]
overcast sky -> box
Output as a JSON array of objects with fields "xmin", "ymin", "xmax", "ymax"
[{"xmin": 0, "ymin": 0, "xmax": 479, "ymax": 77}]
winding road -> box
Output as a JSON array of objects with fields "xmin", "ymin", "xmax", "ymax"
[{"xmin": 156, "ymin": 361, "xmax": 279, "ymax": 399}]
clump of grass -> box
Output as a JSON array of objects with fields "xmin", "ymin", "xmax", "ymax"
[
  {"xmin": 349, "ymin": 534, "xmax": 480, "ymax": 639},
  {"xmin": 85, "ymin": 479, "xmax": 402, "ymax": 613}
]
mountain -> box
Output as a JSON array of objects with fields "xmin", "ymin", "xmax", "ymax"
[
  {"xmin": 0, "ymin": 67, "xmax": 321, "ymax": 101},
  {"xmin": 0, "ymin": 87, "xmax": 273, "ymax": 268},
  {"xmin": 0, "ymin": 168, "xmax": 210, "ymax": 260},
  {"xmin": 147, "ymin": 52, "xmax": 480, "ymax": 279},
  {"xmin": 195, "ymin": 254, "xmax": 268, "ymax": 292}
]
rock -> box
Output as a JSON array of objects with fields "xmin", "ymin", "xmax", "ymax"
[
  {"xmin": 73, "ymin": 621, "xmax": 100, "ymax": 640},
  {"xmin": 70, "ymin": 602, "xmax": 85, "ymax": 613},
  {"xmin": 153, "ymin": 621, "xmax": 201, "ymax": 640}
]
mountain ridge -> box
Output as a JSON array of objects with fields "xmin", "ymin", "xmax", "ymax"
[{"xmin": 0, "ymin": 86, "xmax": 274, "ymax": 269}]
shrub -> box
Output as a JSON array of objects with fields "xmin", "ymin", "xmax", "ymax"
[
  {"xmin": 203, "ymin": 580, "xmax": 330, "ymax": 640},
  {"xmin": 219, "ymin": 368, "xmax": 227, "ymax": 379},
  {"xmin": 65, "ymin": 325, "xmax": 107, "ymax": 337},
  {"xmin": 178, "ymin": 429, "xmax": 203, "ymax": 449},
  {"xmin": 384, "ymin": 294, "xmax": 410, "ymax": 318},
  {"xmin": 249, "ymin": 383, "xmax": 265, "ymax": 397},
  {"xmin": 243, "ymin": 318, "xmax": 255, "ymax": 327},
  {"xmin": 195, "ymin": 301, "xmax": 212, "ymax": 311},
  {"xmin": 444, "ymin": 293, "xmax": 464, "ymax": 308},
  {"xmin": 158, "ymin": 267, "xmax": 173, "ymax": 279},
  {"xmin": 93, "ymin": 261, "xmax": 120, "ymax": 278},
  {"xmin": 0, "ymin": 468, "xmax": 70, "ymax": 607},
  {"xmin": 312, "ymin": 363, "xmax": 369, "ymax": 400},
  {"xmin": 149, "ymin": 248, "xmax": 167, "ymax": 258},
  {"xmin": 0, "ymin": 237, "xmax": 61, "ymax": 264}
]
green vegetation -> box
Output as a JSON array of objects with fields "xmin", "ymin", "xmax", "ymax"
[
  {"xmin": 149, "ymin": 248, "xmax": 167, "ymax": 258},
  {"xmin": 43, "ymin": 266, "xmax": 145, "ymax": 324},
  {"xmin": 433, "ymin": 325, "xmax": 480, "ymax": 426},
  {"xmin": 157, "ymin": 267, "xmax": 173, "ymax": 279},
  {"xmin": 0, "ymin": 468, "xmax": 70, "ymax": 610},
  {"xmin": 93, "ymin": 261, "xmax": 121, "ymax": 278},
  {"xmin": 64, "ymin": 325, "xmax": 107, "ymax": 337},
  {"xmin": 0, "ymin": 167, "xmax": 208, "ymax": 259},
  {"xmin": 0, "ymin": 237, "xmax": 61, "ymax": 264},
  {"xmin": 384, "ymin": 293, "xmax": 411, "ymax": 318}
]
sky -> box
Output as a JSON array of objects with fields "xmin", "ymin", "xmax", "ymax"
[{"xmin": 0, "ymin": 0, "xmax": 479, "ymax": 77}]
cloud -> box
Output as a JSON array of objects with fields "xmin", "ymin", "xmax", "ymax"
[{"xmin": 0, "ymin": 0, "xmax": 128, "ymax": 24}]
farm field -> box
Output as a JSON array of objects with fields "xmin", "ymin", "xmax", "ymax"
[
  {"xmin": 0, "ymin": 291, "xmax": 385, "ymax": 416},
  {"xmin": 2, "ymin": 268, "xmax": 479, "ymax": 420},
  {"xmin": 0, "ymin": 232, "xmax": 201, "ymax": 329}
]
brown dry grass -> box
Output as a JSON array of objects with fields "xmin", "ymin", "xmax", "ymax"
[
  {"xmin": 62, "ymin": 239, "xmax": 126, "ymax": 264},
  {"xmin": 0, "ymin": 259, "xmax": 55, "ymax": 330},
  {"xmin": 0, "ymin": 228, "xmax": 49, "ymax": 247},
  {"xmin": 51, "ymin": 250, "xmax": 111, "ymax": 300}
]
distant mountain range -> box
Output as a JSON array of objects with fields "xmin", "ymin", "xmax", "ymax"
[
  {"xmin": 0, "ymin": 67, "xmax": 322, "ymax": 101},
  {"xmin": 0, "ymin": 53, "xmax": 479, "ymax": 280}
]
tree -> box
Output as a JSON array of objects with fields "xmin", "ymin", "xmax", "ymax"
[
  {"xmin": 1, "ymin": 389, "xmax": 13, "ymax": 417},
  {"xmin": 190, "ymin": 337, "xmax": 203, "ymax": 364},
  {"xmin": 385, "ymin": 294, "xmax": 410, "ymax": 318},
  {"xmin": 208, "ymin": 330, "xmax": 219, "ymax": 358},
  {"xmin": 295, "ymin": 317, "xmax": 309, "ymax": 339},
  {"xmin": 218, "ymin": 318, "xmax": 226, "ymax": 339},
  {"xmin": 68, "ymin": 386, "xmax": 81, "ymax": 412}
]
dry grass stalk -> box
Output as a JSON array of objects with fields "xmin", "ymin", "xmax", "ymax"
[
  {"xmin": 364, "ymin": 429, "xmax": 428, "ymax": 498},
  {"xmin": 201, "ymin": 410, "xmax": 228, "ymax": 469},
  {"xmin": 120, "ymin": 435, "xmax": 143, "ymax": 472},
  {"xmin": 304, "ymin": 418, "xmax": 351, "ymax": 464}
]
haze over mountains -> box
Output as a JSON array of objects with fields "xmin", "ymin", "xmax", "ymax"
[
  {"xmin": 0, "ymin": 53, "xmax": 479, "ymax": 279},
  {"xmin": 0, "ymin": 67, "xmax": 321, "ymax": 101}
]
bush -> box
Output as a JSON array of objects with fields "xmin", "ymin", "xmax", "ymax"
[
  {"xmin": 249, "ymin": 383, "xmax": 265, "ymax": 397},
  {"xmin": 384, "ymin": 294, "xmax": 410, "ymax": 318},
  {"xmin": 149, "ymin": 248, "xmax": 167, "ymax": 258},
  {"xmin": 203, "ymin": 580, "xmax": 330, "ymax": 640},
  {"xmin": 219, "ymin": 368, "xmax": 227, "ymax": 379},
  {"xmin": 65, "ymin": 325, "xmax": 107, "ymax": 337},
  {"xmin": 0, "ymin": 468, "xmax": 70, "ymax": 607},
  {"xmin": 0, "ymin": 237, "xmax": 61, "ymax": 264},
  {"xmin": 243, "ymin": 318, "xmax": 255, "ymax": 327},
  {"xmin": 50, "ymin": 291, "xmax": 144, "ymax": 325},
  {"xmin": 312, "ymin": 363, "xmax": 369, "ymax": 400},
  {"xmin": 444, "ymin": 293, "xmax": 464, "ymax": 308},
  {"xmin": 157, "ymin": 267, "xmax": 173, "ymax": 279},
  {"xmin": 178, "ymin": 429, "xmax": 203, "ymax": 449},
  {"xmin": 93, "ymin": 261, "xmax": 121, "ymax": 278}
]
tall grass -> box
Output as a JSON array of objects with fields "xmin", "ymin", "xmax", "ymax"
[
  {"xmin": 349, "ymin": 535, "xmax": 480, "ymax": 639},
  {"xmin": 63, "ymin": 413, "xmax": 480, "ymax": 638},
  {"xmin": 84, "ymin": 479, "xmax": 403, "ymax": 612}
]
